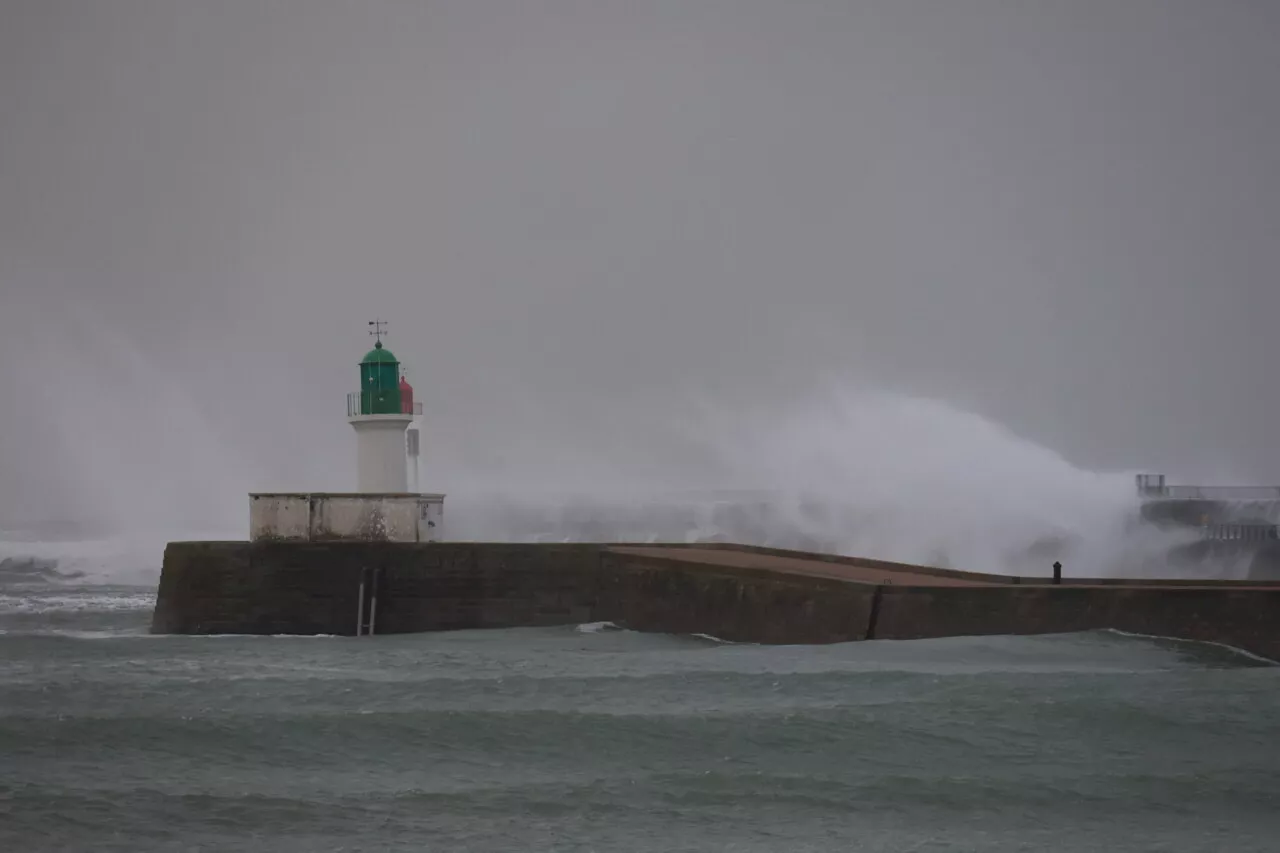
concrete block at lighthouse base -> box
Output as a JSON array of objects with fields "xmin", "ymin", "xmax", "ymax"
[{"xmin": 250, "ymin": 493, "xmax": 444, "ymax": 543}]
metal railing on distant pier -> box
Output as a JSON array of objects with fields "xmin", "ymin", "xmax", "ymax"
[
  {"xmin": 1136, "ymin": 474, "xmax": 1280, "ymax": 502},
  {"xmin": 1200, "ymin": 524, "xmax": 1280, "ymax": 542},
  {"xmin": 1160, "ymin": 486, "xmax": 1280, "ymax": 501}
]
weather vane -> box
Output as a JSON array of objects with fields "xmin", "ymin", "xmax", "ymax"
[{"xmin": 368, "ymin": 319, "xmax": 388, "ymax": 345}]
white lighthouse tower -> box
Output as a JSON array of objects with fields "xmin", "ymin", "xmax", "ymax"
[{"xmin": 248, "ymin": 319, "xmax": 444, "ymax": 543}]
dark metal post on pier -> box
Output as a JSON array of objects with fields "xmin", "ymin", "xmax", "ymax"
[{"xmin": 1053, "ymin": 561, "xmax": 1062, "ymax": 585}]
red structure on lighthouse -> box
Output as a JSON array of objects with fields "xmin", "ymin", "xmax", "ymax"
[
  {"xmin": 399, "ymin": 374, "xmax": 414, "ymax": 415},
  {"xmin": 399, "ymin": 369, "xmax": 423, "ymax": 492}
]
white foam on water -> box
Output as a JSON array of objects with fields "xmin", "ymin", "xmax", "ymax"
[
  {"xmin": 575, "ymin": 621, "xmax": 619, "ymax": 634},
  {"xmin": 192, "ymin": 633, "xmax": 343, "ymax": 640},
  {"xmin": 1104, "ymin": 628, "xmax": 1279, "ymax": 666},
  {"xmin": 0, "ymin": 591, "xmax": 156, "ymax": 615},
  {"xmin": 689, "ymin": 633, "xmax": 739, "ymax": 645},
  {"xmin": 3, "ymin": 629, "xmax": 156, "ymax": 640}
]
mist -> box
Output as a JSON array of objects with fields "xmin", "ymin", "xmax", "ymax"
[{"xmin": 2, "ymin": 1, "xmax": 1278, "ymax": 576}]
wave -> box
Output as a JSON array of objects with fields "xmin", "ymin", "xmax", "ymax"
[
  {"xmin": 0, "ymin": 591, "xmax": 155, "ymax": 615},
  {"xmin": 0, "ymin": 628, "xmax": 155, "ymax": 640},
  {"xmin": 441, "ymin": 386, "xmax": 1215, "ymax": 578},
  {"xmin": 575, "ymin": 620, "xmax": 627, "ymax": 634},
  {"xmin": 0, "ymin": 555, "xmax": 83, "ymax": 584},
  {"xmin": 0, "ymin": 529, "xmax": 239, "ymax": 587},
  {"xmin": 4, "ymin": 766, "xmax": 1274, "ymax": 816},
  {"xmin": 1102, "ymin": 628, "xmax": 1280, "ymax": 666},
  {"xmin": 6, "ymin": 775, "xmax": 1275, "ymax": 853}
]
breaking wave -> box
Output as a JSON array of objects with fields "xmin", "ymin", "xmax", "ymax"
[
  {"xmin": 0, "ymin": 591, "xmax": 155, "ymax": 616},
  {"xmin": 0, "ymin": 528, "xmax": 241, "ymax": 587},
  {"xmin": 445, "ymin": 387, "xmax": 1197, "ymax": 578}
]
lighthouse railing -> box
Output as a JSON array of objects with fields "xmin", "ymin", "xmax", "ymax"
[{"xmin": 347, "ymin": 392, "xmax": 422, "ymax": 417}]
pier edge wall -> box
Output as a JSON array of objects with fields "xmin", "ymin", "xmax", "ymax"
[{"xmin": 151, "ymin": 541, "xmax": 1280, "ymax": 660}]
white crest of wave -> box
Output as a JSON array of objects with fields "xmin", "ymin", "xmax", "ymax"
[{"xmin": 699, "ymin": 386, "xmax": 1144, "ymax": 573}]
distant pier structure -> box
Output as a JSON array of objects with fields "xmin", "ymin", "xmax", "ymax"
[
  {"xmin": 1135, "ymin": 473, "xmax": 1280, "ymax": 504},
  {"xmin": 249, "ymin": 321, "xmax": 444, "ymax": 543},
  {"xmin": 1136, "ymin": 473, "xmax": 1279, "ymax": 542}
]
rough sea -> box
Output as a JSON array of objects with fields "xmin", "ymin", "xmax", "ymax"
[{"xmin": 3, "ymin": 544, "xmax": 1279, "ymax": 853}]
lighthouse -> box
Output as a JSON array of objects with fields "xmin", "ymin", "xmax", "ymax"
[
  {"xmin": 347, "ymin": 323, "xmax": 414, "ymax": 493},
  {"xmin": 247, "ymin": 319, "xmax": 445, "ymax": 543}
]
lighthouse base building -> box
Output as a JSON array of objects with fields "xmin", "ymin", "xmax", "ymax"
[
  {"xmin": 248, "ymin": 328, "xmax": 445, "ymax": 543},
  {"xmin": 248, "ymin": 491, "xmax": 443, "ymax": 543}
]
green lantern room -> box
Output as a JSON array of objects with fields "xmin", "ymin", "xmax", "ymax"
[{"xmin": 356, "ymin": 341, "xmax": 403, "ymax": 415}]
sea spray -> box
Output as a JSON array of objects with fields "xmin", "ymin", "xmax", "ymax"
[
  {"xmin": 445, "ymin": 384, "xmax": 1194, "ymax": 577},
  {"xmin": 691, "ymin": 384, "xmax": 1150, "ymax": 575},
  {"xmin": 52, "ymin": 313, "xmax": 251, "ymax": 534},
  {"xmin": 3, "ymin": 303, "xmax": 1208, "ymax": 579}
]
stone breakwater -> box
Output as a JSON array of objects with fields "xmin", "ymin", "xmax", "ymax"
[{"xmin": 151, "ymin": 541, "xmax": 1280, "ymax": 660}]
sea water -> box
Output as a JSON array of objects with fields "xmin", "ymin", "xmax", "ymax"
[{"xmin": 2, "ymin": 547, "xmax": 1278, "ymax": 853}]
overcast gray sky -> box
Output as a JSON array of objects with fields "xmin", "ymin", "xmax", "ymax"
[{"xmin": 2, "ymin": 0, "xmax": 1278, "ymax": 530}]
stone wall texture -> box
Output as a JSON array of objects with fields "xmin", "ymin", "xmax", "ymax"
[{"xmin": 151, "ymin": 541, "xmax": 1280, "ymax": 660}]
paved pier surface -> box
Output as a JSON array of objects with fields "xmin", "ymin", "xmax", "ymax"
[
  {"xmin": 611, "ymin": 546, "xmax": 996, "ymax": 586},
  {"xmin": 613, "ymin": 545, "xmax": 1280, "ymax": 589}
]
